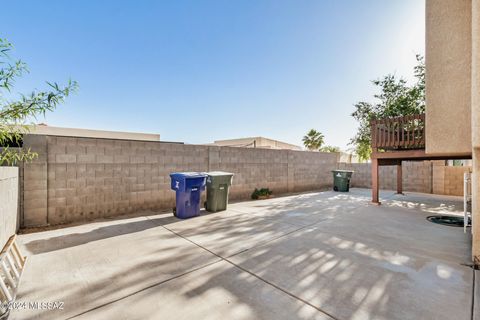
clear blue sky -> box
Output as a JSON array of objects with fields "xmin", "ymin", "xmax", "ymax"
[{"xmin": 2, "ymin": 0, "xmax": 425, "ymax": 150}]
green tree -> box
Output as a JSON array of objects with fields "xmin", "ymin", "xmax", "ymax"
[
  {"xmin": 320, "ymin": 145, "xmax": 340, "ymax": 153},
  {"xmin": 302, "ymin": 129, "xmax": 324, "ymax": 151},
  {"xmin": 350, "ymin": 55, "xmax": 425, "ymax": 161},
  {"xmin": 0, "ymin": 38, "xmax": 77, "ymax": 165}
]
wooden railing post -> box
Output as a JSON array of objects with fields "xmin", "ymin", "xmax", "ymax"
[
  {"xmin": 396, "ymin": 162, "xmax": 403, "ymax": 194},
  {"xmin": 371, "ymin": 119, "xmax": 377, "ymax": 153},
  {"xmin": 372, "ymin": 158, "xmax": 380, "ymax": 204}
]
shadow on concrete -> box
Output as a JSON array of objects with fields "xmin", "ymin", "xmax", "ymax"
[
  {"xmin": 15, "ymin": 189, "xmax": 473, "ymax": 320},
  {"xmin": 24, "ymin": 209, "xmax": 217, "ymax": 254}
]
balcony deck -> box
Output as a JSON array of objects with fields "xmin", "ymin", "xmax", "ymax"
[
  {"xmin": 371, "ymin": 114, "xmax": 425, "ymax": 152},
  {"xmin": 369, "ymin": 113, "xmax": 471, "ymax": 203}
]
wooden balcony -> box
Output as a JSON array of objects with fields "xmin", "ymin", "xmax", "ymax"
[
  {"xmin": 370, "ymin": 114, "xmax": 427, "ymax": 204},
  {"xmin": 369, "ymin": 113, "xmax": 471, "ymax": 204},
  {"xmin": 371, "ymin": 113, "xmax": 425, "ymax": 153}
]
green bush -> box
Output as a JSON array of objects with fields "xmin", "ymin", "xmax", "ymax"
[
  {"xmin": 251, "ymin": 188, "xmax": 273, "ymax": 200},
  {"xmin": 0, "ymin": 38, "xmax": 77, "ymax": 165}
]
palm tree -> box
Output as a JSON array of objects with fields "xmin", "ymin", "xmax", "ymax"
[{"xmin": 302, "ymin": 129, "xmax": 325, "ymax": 151}]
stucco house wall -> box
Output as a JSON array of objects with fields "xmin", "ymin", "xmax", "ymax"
[
  {"xmin": 425, "ymin": 0, "xmax": 472, "ymax": 155},
  {"xmin": 471, "ymin": 0, "xmax": 480, "ymax": 264}
]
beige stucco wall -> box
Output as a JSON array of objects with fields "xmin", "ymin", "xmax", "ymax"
[
  {"xmin": 471, "ymin": 0, "xmax": 480, "ymax": 264},
  {"xmin": 0, "ymin": 167, "xmax": 19, "ymax": 248},
  {"xmin": 425, "ymin": 0, "xmax": 472, "ymax": 155}
]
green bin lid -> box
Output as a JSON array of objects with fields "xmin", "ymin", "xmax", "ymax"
[
  {"xmin": 207, "ymin": 171, "xmax": 234, "ymax": 176},
  {"xmin": 206, "ymin": 171, "xmax": 234, "ymax": 186}
]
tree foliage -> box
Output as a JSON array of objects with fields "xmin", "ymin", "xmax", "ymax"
[
  {"xmin": 320, "ymin": 145, "xmax": 340, "ymax": 153},
  {"xmin": 349, "ymin": 55, "xmax": 425, "ymax": 161},
  {"xmin": 302, "ymin": 129, "xmax": 325, "ymax": 151},
  {"xmin": 0, "ymin": 38, "xmax": 77, "ymax": 165}
]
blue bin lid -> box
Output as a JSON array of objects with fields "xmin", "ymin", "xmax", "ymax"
[{"xmin": 170, "ymin": 172, "xmax": 207, "ymax": 179}]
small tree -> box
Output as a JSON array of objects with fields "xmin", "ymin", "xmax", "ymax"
[
  {"xmin": 350, "ymin": 55, "xmax": 425, "ymax": 161},
  {"xmin": 320, "ymin": 145, "xmax": 340, "ymax": 153},
  {"xmin": 302, "ymin": 129, "xmax": 324, "ymax": 151},
  {"xmin": 0, "ymin": 38, "xmax": 77, "ymax": 165}
]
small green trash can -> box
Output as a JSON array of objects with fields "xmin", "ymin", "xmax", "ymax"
[
  {"xmin": 332, "ymin": 170, "xmax": 354, "ymax": 192},
  {"xmin": 205, "ymin": 171, "xmax": 234, "ymax": 212}
]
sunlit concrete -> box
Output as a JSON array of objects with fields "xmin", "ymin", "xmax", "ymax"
[
  {"xmin": 11, "ymin": 189, "xmax": 474, "ymax": 320},
  {"xmin": 475, "ymin": 270, "xmax": 480, "ymax": 320}
]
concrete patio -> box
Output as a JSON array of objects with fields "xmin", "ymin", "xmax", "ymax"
[{"xmin": 11, "ymin": 188, "xmax": 476, "ymax": 320}]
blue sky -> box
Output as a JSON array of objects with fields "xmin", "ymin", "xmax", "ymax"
[{"xmin": 1, "ymin": 0, "xmax": 425, "ymax": 150}]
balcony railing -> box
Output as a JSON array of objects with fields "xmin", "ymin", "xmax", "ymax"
[{"xmin": 371, "ymin": 114, "xmax": 425, "ymax": 152}]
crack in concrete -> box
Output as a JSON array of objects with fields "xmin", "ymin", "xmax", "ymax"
[
  {"xmin": 65, "ymin": 258, "xmax": 222, "ymax": 319},
  {"xmin": 67, "ymin": 213, "xmax": 341, "ymax": 320},
  {"xmin": 160, "ymin": 223, "xmax": 342, "ymax": 320}
]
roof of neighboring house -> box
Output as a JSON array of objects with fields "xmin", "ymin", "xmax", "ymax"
[
  {"xmin": 25, "ymin": 124, "xmax": 160, "ymax": 142},
  {"xmin": 213, "ymin": 136, "xmax": 302, "ymax": 150}
]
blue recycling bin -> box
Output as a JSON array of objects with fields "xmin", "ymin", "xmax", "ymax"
[{"xmin": 170, "ymin": 172, "xmax": 207, "ymax": 219}]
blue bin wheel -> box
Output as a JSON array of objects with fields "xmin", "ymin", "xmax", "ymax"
[
  {"xmin": 173, "ymin": 207, "xmax": 176, "ymax": 217},
  {"xmin": 333, "ymin": 186, "xmax": 338, "ymax": 192}
]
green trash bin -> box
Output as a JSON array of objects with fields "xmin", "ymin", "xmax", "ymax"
[
  {"xmin": 205, "ymin": 171, "xmax": 234, "ymax": 212},
  {"xmin": 332, "ymin": 170, "xmax": 354, "ymax": 192}
]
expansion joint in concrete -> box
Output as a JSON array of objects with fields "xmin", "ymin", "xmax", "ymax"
[
  {"xmin": 159, "ymin": 221, "xmax": 341, "ymax": 320},
  {"xmin": 66, "ymin": 258, "xmax": 223, "ymax": 319}
]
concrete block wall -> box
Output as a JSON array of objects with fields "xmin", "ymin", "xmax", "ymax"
[
  {"xmin": 21, "ymin": 135, "xmax": 48, "ymax": 227},
  {"xmin": 211, "ymin": 147, "xmax": 290, "ymax": 200},
  {"xmin": 21, "ymin": 135, "xmax": 337, "ymax": 227},
  {"xmin": 36, "ymin": 136, "xmax": 208, "ymax": 226},
  {"xmin": 443, "ymin": 166, "xmax": 470, "ymax": 195},
  {"xmin": 402, "ymin": 161, "xmax": 435, "ymax": 193},
  {"xmin": 289, "ymin": 150, "xmax": 337, "ymax": 192},
  {"xmin": 0, "ymin": 167, "xmax": 19, "ymax": 248},
  {"xmin": 211, "ymin": 148, "xmax": 337, "ymax": 199},
  {"xmin": 433, "ymin": 165, "xmax": 472, "ymax": 196}
]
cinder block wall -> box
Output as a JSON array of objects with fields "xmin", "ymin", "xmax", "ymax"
[
  {"xmin": 0, "ymin": 167, "xmax": 19, "ymax": 247},
  {"xmin": 208, "ymin": 146, "xmax": 290, "ymax": 200},
  {"xmin": 433, "ymin": 165, "xmax": 472, "ymax": 195},
  {"xmin": 21, "ymin": 135, "xmax": 337, "ymax": 227},
  {"xmin": 339, "ymin": 161, "xmax": 471, "ymax": 196}
]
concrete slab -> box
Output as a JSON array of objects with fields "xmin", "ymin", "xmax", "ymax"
[
  {"xmin": 162, "ymin": 191, "xmax": 369, "ymax": 257},
  {"xmin": 227, "ymin": 191, "xmax": 361, "ymax": 227},
  {"xmin": 73, "ymin": 261, "xmax": 334, "ymax": 320},
  {"xmin": 10, "ymin": 189, "xmax": 474, "ymax": 320},
  {"xmin": 12, "ymin": 216, "xmax": 220, "ymax": 320},
  {"xmin": 163, "ymin": 209, "xmax": 301, "ymax": 257},
  {"xmin": 474, "ymin": 269, "xmax": 480, "ymax": 320},
  {"xmin": 229, "ymin": 191, "xmax": 473, "ymax": 320}
]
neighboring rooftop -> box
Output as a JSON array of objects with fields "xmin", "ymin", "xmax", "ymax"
[
  {"xmin": 213, "ymin": 137, "xmax": 302, "ymax": 150},
  {"xmin": 26, "ymin": 124, "xmax": 160, "ymax": 142}
]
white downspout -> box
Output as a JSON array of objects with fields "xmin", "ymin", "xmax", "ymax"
[{"xmin": 464, "ymin": 171, "xmax": 472, "ymax": 233}]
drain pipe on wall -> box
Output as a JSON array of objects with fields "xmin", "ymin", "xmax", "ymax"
[{"xmin": 465, "ymin": 171, "xmax": 472, "ymax": 233}]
